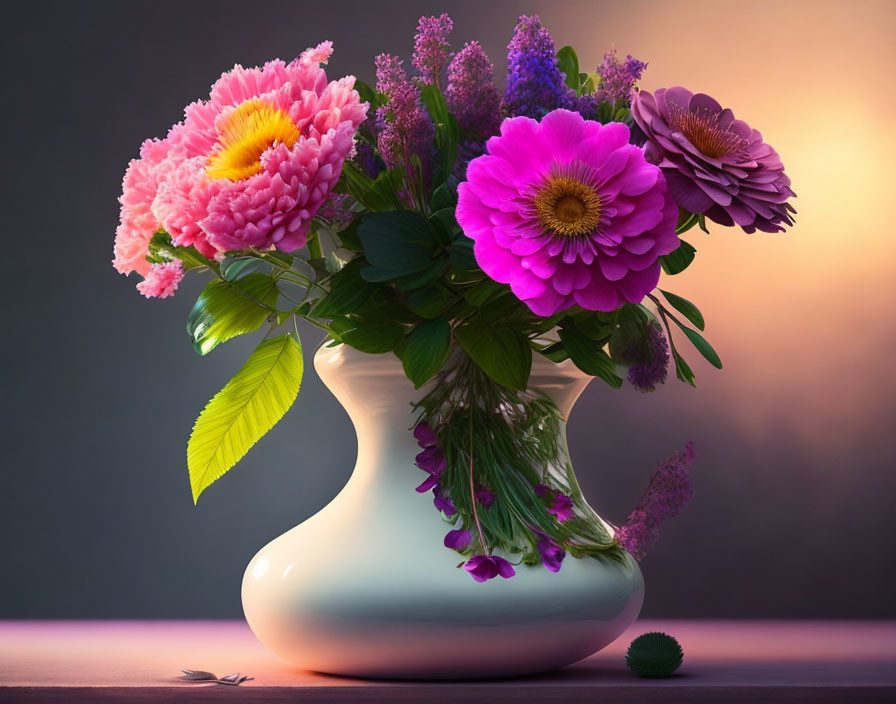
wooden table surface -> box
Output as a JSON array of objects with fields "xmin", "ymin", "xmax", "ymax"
[{"xmin": 1, "ymin": 620, "xmax": 894, "ymax": 702}]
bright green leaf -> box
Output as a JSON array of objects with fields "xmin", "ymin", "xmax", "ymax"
[
  {"xmin": 454, "ymin": 318, "xmax": 532, "ymax": 391},
  {"xmin": 559, "ymin": 326, "xmax": 623, "ymax": 388},
  {"xmin": 660, "ymin": 239, "xmax": 697, "ymax": 275},
  {"xmin": 187, "ymin": 273, "xmax": 278, "ymax": 355},
  {"xmin": 398, "ymin": 319, "xmax": 452, "ymax": 388},
  {"xmin": 188, "ymin": 334, "xmax": 304, "ymax": 503},
  {"xmin": 660, "ymin": 290, "xmax": 705, "ymax": 331},
  {"xmin": 556, "ymin": 46, "xmax": 581, "ymax": 93},
  {"xmin": 312, "ymin": 259, "xmax": 377, "ymax": 318},
  {"xmin": 670, "ymin": 318, "xmax": 722, "ymax": 369}
]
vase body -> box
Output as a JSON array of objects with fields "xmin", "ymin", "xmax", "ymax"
[{"xmin": 241, "ymin": 343, "xmax": 643, "ymax": 679}]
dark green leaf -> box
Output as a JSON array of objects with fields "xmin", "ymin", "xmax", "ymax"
[
  {"xmin": 335, "ymin": 216, "xmax": 363, "ymax": 250},
  {"xmin": 672, "ymin": 350, "xmax": 696, "ymax": 386},
  {"xmin": 608, "ymin": 305, "xmax": 650, "ymax": 364},
  {"xmin": 353, "ymin": 79, "xmax": 382, "ymax": 110},
  {"xmin": 448, "ymin": 238, "xmax": 478, "ymax": 270},
  {"xmin": 340, "ymin": 162, "xmax": 404, "ymax": 211},
  {"xmin": 407, "ymin": 284, "xmax": 456, "ymax": 318},
  {"xmin": 187, "ymin": 273, "xmax": 278, "ymax": 355},
  {"xmin": 392, "ymin": 258, "xmax": 447, "ymax": 291},
  {"xmin": 398, "ymin": 319, "xmax": 451, "ymax": 388},
  {"xmin": 556, "ymin": 46, "xmax": 581, "ymax": 93},
  {"xmin": 660, "ymin": 290, "xmax": 705, "ymax": 331},
  {"xmin": 430, "ymin": 183, "xmax": 457, "ymax": 212},
  {"xmin": 660, "ymin": 239, "xmax": 697, "ymax": 275},
  {"xmin": 670, "ymin": 317, "xmax": 722, "ymax": 369},
  {"xmin": 454, "ymin": 318, "xmax": 531, "ymax": 391},
  {"xmin": 558, "ymin": 326, "xmax": 623, "ymax": 388},
  {"xmin": 340, "ymin": 320, "xmax": 405, "ymax": 354},
  {"xmin": 420, "ymin": 85, "xmax": 459, "ymax": 186},
  {"xmin": 698, "ymin": 214, "xmax": 710, "ymax": 233},
  {"xmin": 464, "ymin": 280, "xmax": 507, "ymax": 307},
  {"xmin": 675, "ymin": 209, "xmax": 699, "ymax": 235},
  {"xmin": 221, "ymin": 258, "xmax": 266, "ymax": 281},
  {"xmin": 312, "ymin": 259, "xmax": 378, "ymax": 318},
  {"xmin": 538, "ymin": 341, "xmax": 569, "ymax": 363},
  {"xmin": 358, "ymin": 211, "xmax": 439, "ymax": 282}
]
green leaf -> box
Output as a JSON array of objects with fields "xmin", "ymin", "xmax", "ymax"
[
  {"xmin": 340, "ymin": 162, "xmax": 404, "ymax": 211},
  {"xmin": 556, "ymin": 46, "xmax": 581, "ymax": 93},
  {"xmin": 188, "ymin": 334, "xmax": 304, "ymax": 503},
  {"xmin": 430, "ymin": 183, "xmax": 457, "ymax": 212},
  {"xmin": 340, "ymin": 320, "xmax": 405, "ymax": 354},
  {"xmin": 187, "ymin": 274, "xmax": 278, "ymax": 356},
  {"xmin": 312, "ymin": 259, "xmax": 377, "ymax": 318},
  {"xmin": 672, "ymin": 349, "xmax": 696, "ymax": 386},
  {"xmin": 358, "ymin": 211, "xmax": 438, "ymax": 282},
  {"xmin": 670, "ymin": 317, "xmax": 723, "ymax": 369},
  {"xmin": 353, "ymin": 78, "xmax": 382, "ymax": 110},
  {"xmin": 660, "ymin": 290, "xmax": 705, "ymax": 331},
  {"xmin": 420, "ymin": 85, "xmax": 459, "ymax": 186},
  {"xmin": 559, "ymin": 326, "xmax": 623, "ymax": 388},
  {"xmin": 147, "ymin": 230, "xmax": 212, "ymax": 271},
  {"xmin": 454, "ymin": 318, "xmax": 531, "ymax": 391},
  {"xmin": 398, "ymin": 319, "xmax": 452, "ymax": 388},
  {"xmin": 221, "ymin": 258, "xmax": 265, "ymax": 281},
  {"xmin": 675, "ymin": 209, "xmax": 699, "ymax": 235},
  {"xmin": 608, "ymin": 305, "xmax": 650, "ymax": 364},
  {"xmin": 407, "ymin": 284, "xmax": 456, "ymax": 319},
  {"xmin": 660, "ymin": 239, "xmax": 697, "ymax": 275},
  {"xmin": 698, "ymin": 214, "xmax": 710, "ymax": 233},
  {"xmin": 538, "ymin": 341, "xmax": 569, "ymax": 363},
  {"xmin": 464, "ymin": 280, "xmax": 507, "ymax": 307}
]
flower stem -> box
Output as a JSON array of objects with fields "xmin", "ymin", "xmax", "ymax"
[{"xmin": 468, "ymin": 410, "xmax": 488, "ymax": 553}]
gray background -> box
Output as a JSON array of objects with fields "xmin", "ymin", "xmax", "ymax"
[{"xmin": 1, "ymin": 0, "xmax": 893, "ymax": 619}]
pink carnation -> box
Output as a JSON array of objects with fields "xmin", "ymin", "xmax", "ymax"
[
  {"xmin": 456, "ymin": 110, "xmax": 680, "ymax": 315},
  {"xmin": 136, "ymin": 261, "xmax": 184, "ymax": 299}
]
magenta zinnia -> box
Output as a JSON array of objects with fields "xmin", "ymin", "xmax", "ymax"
[
  {"xmin": 456, "ymin": 109, "xmax": 680, "ymax": 315},
  {"xmin": 632, "ymin": 87, "xmax": 795, "ymax": 233}
]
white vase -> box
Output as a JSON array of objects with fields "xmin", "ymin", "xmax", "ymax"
[{"xmin": 241, "ymin": 343, "xmax": 644, "ymax": 679}]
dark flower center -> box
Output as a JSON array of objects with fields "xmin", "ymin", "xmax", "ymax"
[
  {"xmin": 668, "ymin": 104, "xmax": 748, "ymax": 161},
  {"xmin": 534, "ymin": 176, "xmax": 603, "ymax": 237}
]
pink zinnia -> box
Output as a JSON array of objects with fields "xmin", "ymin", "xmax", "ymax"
[
  {"xmin": 456, "ymin": 110, "xmax": 680, "ymax": 316},
  {"xmin": 136, "ymin": 261, "xmax": 184, "ymax": 299}
]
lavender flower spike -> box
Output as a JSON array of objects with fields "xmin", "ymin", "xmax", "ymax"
[
  {"xmin": 595, "ymin": 47, "xmax": 647, "ymax": 107},
  {"xmin": 616, "ymin": 442, "xmax": 695, "ymax": 560},
  {"xmin": 412, "ymin": 14, "xmax": 453, "ymax": 87},
  {"xmin": 628, "ymin": 321, "xmax": 670, "ymax": 392},
  {"xmin": 503, "ymin": 14, "xmax": 574, "ymax": 119},
  {"xmin": 446, "ymin": 41, "xmax": 501, "ymax": 141}
]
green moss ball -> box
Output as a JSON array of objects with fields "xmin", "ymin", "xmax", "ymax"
[{"xmin": 625, "ymin": 631, "xmax": 684, "ymax": 678}]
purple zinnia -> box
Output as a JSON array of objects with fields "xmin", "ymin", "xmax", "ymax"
[
  {"xmin": 503, "ymin": 15, "xmax": 574, "ymax": 119},
  {"xmin": 536, "ymin": 534, "xmax": 566, "ymax": 572},
  {"xmin": 632, "ymin": 87, "xmax": 796, "ymax": 233},
  {"xmin": 463, "ymin": 554, "xmax": 516, "ymax": 582},
  {"xmin": 627, "ymin": 320, "xmax": 670, "ymax": 392},
  {"xmin": 412, "ymin": 14, "xmax": 453, "ymax": 87},
  {"xmin": 615, "ymin": 442, "xmax": 695, "ymax": 560},
  {"xmin": 456, "ymin": 110, "xmax": 681, "ymax": 316},
  {"xmin": 595, "ymin": 48, "xmax": 647, "ymax": 107}
]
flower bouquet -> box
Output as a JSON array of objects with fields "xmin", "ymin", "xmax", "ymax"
[{"xmin": 113, "ymin": 13, "xmax": 794, "ymax": 677}]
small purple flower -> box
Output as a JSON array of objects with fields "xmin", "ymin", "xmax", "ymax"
[
  {"xmin": 463, "ymin": 554, "xmax": 516, "ymax": 582},
  {"xmin": 413, "ymin": 422, "xmax": 438, "ymax": 448},
  {"xmin": 616, "ymin": 442, "xmax": 695, "ymax": 560},
  {"xmin": 475, "ymin": 484, "xmax": 496, "ymax": 507},
  {"xmin": 446, "ymin": 41, "xmax": 501, "ymax": 141},
  {"xmin": 433, "ymin": 485, "xmax": 457, "ymax": 516},
  {"xmin": 444, "ymin": 528, "xmax": 472, "ymax": 551},
  {"xmin": 536, "ymin": 534, "xmax": 566, "ymax": 572},
  {"xmin": 503, "ymin": 15, "xmax": 574, "ymax": 119},
  {"xmin": 627, "ymin": 321, "xmax": 670, "ymax": 393},
  {"xmin": 412, "ymin": 14, "xmax": 453, "ymax": 87},
  {"xmin": 534, "ymin": 483, "xmax": 575, "ymax": 522},
  {"xmin": 595, "ymin": 47, "xmax": 647, "ymax": 107}
]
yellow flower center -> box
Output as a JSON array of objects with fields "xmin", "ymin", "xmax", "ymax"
[
  {"xmin": 206, "ymin": 99, "xmax": 300, "ymax": 181},
  {"xmin": 533, "ymin": 176, "xmax": 603, "ymax": 237}
]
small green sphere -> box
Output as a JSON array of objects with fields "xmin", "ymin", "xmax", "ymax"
[{"xmin": 625, "ymin": 632, "xmax": 684, "ymax": 678}]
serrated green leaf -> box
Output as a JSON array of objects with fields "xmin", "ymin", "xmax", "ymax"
[
  {"xmin": 454, "ymin": 318, "xmax": 531, "ymax": 391},
  {"xmin": 559, "ymin": 326, "xmax": 623, "ymax": 388},
  {"xmin": 556, "ymin": 46, "xmax": 581, "ymax": 93},
  {"xmin": 660, "ymin": 239, "xmax": 697, "ymax": 275},
  {"xmin": 187, "ymin": 274, "xmax": 278, "ymax": 355},
  {"xmin": 660, "ymin": 290, "xmax": 705, "ymax": 331},
  {"xmin": 340, "ymin": 319, "xmax": 405, "ymax": 354},
  {"xmin": 398, "ymin": 319, "xmax": 451, "ymax": 388},
  {"xmin": 670, "ymin": 317, "xmax": 722, "ymax": 369},
  {"xmin": 312, "ymin": 259, "xmax": 377, "ymax": 318},
  {"xmin": 188, "ymin": 334, "xmax": 303, "ymax": 503}
]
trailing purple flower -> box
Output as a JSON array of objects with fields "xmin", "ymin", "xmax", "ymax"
[
  {"xmin": 444, "ymin": 528, "xmax": 472, "ymax": 551},
  {"xmin": 616, "ymin": 442, "xmax": 695, "ymax": 560},
  {"xmin": 503, "ymin": 14, "xmax": 574, "ymax": 119},
  {"xmin": 535, "ymin": 483, "xmax": 575, "ymax": 522},
  {"xmin": 627, "ymin": 321, "xmax": 670, "ymax": 392},
  {"xmin": 413, "ymin": 422, "xmax": 454, "ymax": 515},
  {"xmin": 536, "ymin": 533, "xmax": 566, "ymax": 572},
  {"xmin": 463, "ymin": 554, "xmax": 516, "ymax": 582},
  {"xmin": 412, "ymin": 14, "xmax": 453, "ymax": 87},
  {"xmin": 475, "ymin": 484, "xmax": 496, "ymax": 507}
]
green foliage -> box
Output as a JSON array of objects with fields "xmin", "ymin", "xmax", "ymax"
[
  {"xmin": 660, "ymin": 239, "xmax": 697, "ymax": 275},
  {"xmin": 608, "ymin": 304, "xmax": 651, "ymax": 364},
  {"xmin": 670, "ymin": 316, "xmax": 722, "ymax": 369},
  {"xmin": 675, "ymin": 209, "xmax": 699, "ymax": 235},
  {"xmin": 187, "ymin": 334, "xmax": 304, "ymax": 503},
  {"xmin": 672, "ymin": 349, "xmax": 696, "ymax": 386},
  {"xmin": 398, "ymin": 318, "xmax": 451, "ymax": 388},
  {"xmin": 454, "ymin": 317, "xmax": 531, "ymax": 391},
  {"xmin": 556, "ymin": 46, "xmax": 581, "ymax": 94},
  {"xmin": 660, "ymin": 290, "xmax": 704, "ymax": 331},
  {"xmin": 312, "ymin": 259, "xmax": 378, "ymax": 318},
  {"xmin": 340, "ymin": 319, "xmax": 405, "ymax": 354},
  {"xmin": 340, "ymin": 163, "xmax": 404, "ymax": 211},
  {"xmin": 558, "ymin": 325, "xmax": 623, "ymax": 388},
  {"xmin": 357, "ymin": 211, "xmax": 440, "ymax": 282},
  {"xmin": 625, "ymin": 632, "xmax": 684, "ymax": 678},
  {"xmin": 147, "ymin": 230, "xmax": 212, "ymax": 271},
  {"xmin": 420, "ymin": 85, "xmax": 459, "ymax": 187},
  {"xmin": 187, "ymin": 274, "xmax": 278, "ymax": 355}
]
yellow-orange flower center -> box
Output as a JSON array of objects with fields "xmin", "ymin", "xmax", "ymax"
[
  {"xmin": 206, "ymin": 99, "xmax": 300, "ymax": 181},
  {"xmin": 534, "ymin": 177, "xmax": 603, "ymax": 237}
]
